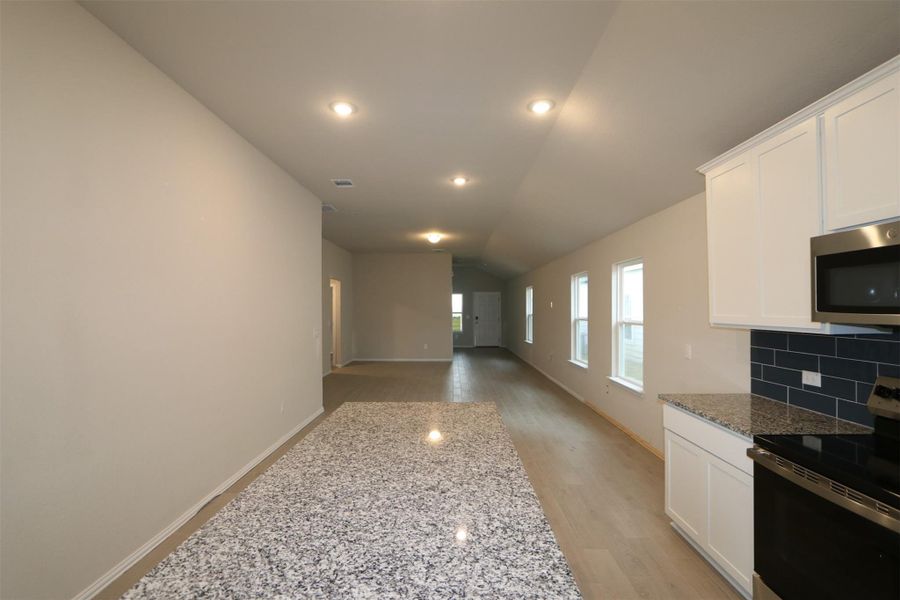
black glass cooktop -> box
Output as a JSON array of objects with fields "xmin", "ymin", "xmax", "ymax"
[{"xmin": 755, "ymin": 427, "xmax": 900, "ymax": 510}]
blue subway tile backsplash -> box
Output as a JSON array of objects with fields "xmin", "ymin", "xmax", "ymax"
[{"xmin": 751, "ymin": 327, "xmax": 900, "ymax": 428}]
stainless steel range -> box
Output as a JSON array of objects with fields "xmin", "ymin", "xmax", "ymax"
[{"xmin": 748, "ymin": 376, "xmax": 900, "ymax": 600}]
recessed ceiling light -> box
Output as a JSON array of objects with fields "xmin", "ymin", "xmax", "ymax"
[
  {"xmin": 528, "ymin": 99, "xmax": 555, "ymax": 114},
  {"xmin": 426, "ymin": 233, "xmax": 443, "ymax": 244},
  {"xmin": 428, "ymin": 429, "xmax": 443, "ymax": 442},
  {"xmin": 330, "ymin": 101, "xmax": 356, "ymax": 117},
  {"xmin": 451, "ymin": 176, "xmax": 468, "ymax": 186}
]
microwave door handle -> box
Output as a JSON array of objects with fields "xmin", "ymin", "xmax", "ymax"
[{"xmin": 747, "ymin": 446, "xmax": 900, "ymax": 534}]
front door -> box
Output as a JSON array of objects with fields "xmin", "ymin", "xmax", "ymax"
[{"xmin": 473, "ymin": 292, "xmax": 502, "ymax": 347}]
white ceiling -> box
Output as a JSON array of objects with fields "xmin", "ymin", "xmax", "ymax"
[{"xmin": 82, "ymin": 1, "xmax": 899, "ymax": 278}]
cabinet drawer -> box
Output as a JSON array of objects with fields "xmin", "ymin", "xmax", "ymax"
[{"xmin": 663, "ymin": 404, "xmax": 753, "ymax": 476}]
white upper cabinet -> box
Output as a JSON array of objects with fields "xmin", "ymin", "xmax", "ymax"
[
  {"xmin": 707, "ymin": 157, "xmax": 759, "ymax": 326},
  {"xmin": 701, "ymin": 56, "xmax": 899, "ymax": 332},
  {"xmin": 706, "ymin": 118, "xmax": 820, "ymax": 330},
  {"xmin": 823, "ymin": 72, "xmax": 900, "ymax": 230},
  {"xmin": 756, "ymin": 118, "xmax": 821, "ymax": 329}
]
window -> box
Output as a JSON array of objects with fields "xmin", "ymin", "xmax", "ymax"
[
  {"xmin": 525, "ymin": 286, "xmax": 534, "ymax": 343},
  {"xmin": 451, "ymin": 293, "xmax": 463, "ymax": 332},
  {"xmin": 571, "ymin": 273, "xmax": 588, "ymax": 365},
  {"xmin": 613, "ymin": 259, "xmax": 643, "ymax": 391}
]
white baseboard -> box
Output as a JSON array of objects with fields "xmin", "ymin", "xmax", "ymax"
[
  {"xmin": 453, "ymin": 345, "xmax": 507, "ymax": 349},
  {"xmin": 72, "ymin": 406, "xmax": 325, "ymax": 600},
  {"xmin": 510, "ymin": 348, "xmax": 663, "ymax": 459},
  {"xmin": 353, "ymin": 357, "xmax": 453, "ymax": 362},
  {"xmin": 511, "ymin": 351, "xmax": 585, "ymax": 402}
]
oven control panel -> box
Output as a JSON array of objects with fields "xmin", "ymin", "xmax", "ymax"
[{"xmin": 868, "ymin": 375, "xmax": 900, "ymax": 420}]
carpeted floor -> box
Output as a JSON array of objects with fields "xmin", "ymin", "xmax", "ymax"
[{"xmin": 122, "ymin": 401, "xmax": 580, "ymax": 599}]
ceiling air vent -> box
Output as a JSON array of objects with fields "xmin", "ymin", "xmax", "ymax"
[
  {"xmin": 331, "ymin": 178, "xmax": 354, "ymax": 188},
  {"xmin": 321, "ymin": 203, "xmax": 337, "ymax": 214}
]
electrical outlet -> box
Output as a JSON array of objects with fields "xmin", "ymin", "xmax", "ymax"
[
  {"xmin": 424, "ymin": 343, "xmax": 429, "ymax": 350},
  {"xmin": 802, "ymin": 370, "xmax": 822, "ymax": 387},
  {"xmin": 684, "ymin": 344, "xmax": 692, "ymax": 360}
]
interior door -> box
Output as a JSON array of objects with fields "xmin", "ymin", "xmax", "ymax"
[
  {"xmin": 329, "ymin": 279, "xmax": 341, "ymax": 368},
  {"xmin": 473, "ymin": 292, "xmax": 502, "ymax": 347}
]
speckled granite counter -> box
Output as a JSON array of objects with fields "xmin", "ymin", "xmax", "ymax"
[
  {"xmin": 123, "ymin": 402, "xmax": 580, "ymax": 599},
  {"xmin": 659, "ymin": 393, "xmax": 872, "ymax": 438}
]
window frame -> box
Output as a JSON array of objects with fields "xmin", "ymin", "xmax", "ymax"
[
  {"xmin": 525, "ymin": 286, "xmax": 534, "ymax": 343},
  {"xmin": 451, "ymin": 293, "xmax": 463, "ymax": 333},
  {"xmin": 570, "ymin": 272, "xmax": 589, "ymax": 367},
  {"xmin": 611, "ymin": 258, "xmax": 644, "ymax": 394}
]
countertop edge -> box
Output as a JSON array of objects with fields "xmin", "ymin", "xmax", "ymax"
[{"xmin": 658, "ymin": 392, "xmax": 872, "ymax": 438}]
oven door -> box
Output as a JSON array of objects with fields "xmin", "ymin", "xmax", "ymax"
[
  {"xmin": 752, "ymin": 453, "xmax": 900, "ymax": 600},
  {"xmin": 811, "ymin": 220, "xmax": 900, "ymax": 326}
]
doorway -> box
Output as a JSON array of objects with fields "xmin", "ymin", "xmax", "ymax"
[
  {"xmin": 473, "ymin": 291, "xmax": 502, "ymax": 347},
  {"xmin": 330, "ymin": 278, "xmax": 342, "ymax": 368}
]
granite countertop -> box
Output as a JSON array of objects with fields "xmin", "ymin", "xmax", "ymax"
[
  {"xmin": 658, "ymin": 393, "xmax": 872, "ymax": 438},
  {"xmin": 123, "ymin": 402, "xmax": 580, "ymax": 599}
]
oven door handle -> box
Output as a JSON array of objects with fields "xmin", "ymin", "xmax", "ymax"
[{"xmin": 747, "ymin": 446, "xmax": 900, "ymax": 534}]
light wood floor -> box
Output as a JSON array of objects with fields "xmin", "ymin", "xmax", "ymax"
[{"xmin": 99, "ymin": 348, "xmax": 741, "ymax": 599}]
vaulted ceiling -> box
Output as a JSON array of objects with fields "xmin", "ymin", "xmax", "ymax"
[{"xmin": 83, "ymin": 1, "xmax": 899, "ymax": 277}]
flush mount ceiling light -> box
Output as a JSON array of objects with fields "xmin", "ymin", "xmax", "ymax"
[
  {"xmin": 451, "ymin": 176, "xmax": 468, "ymax": 187},
  {"xmin": 528, "ymin": 99, "xmax": 555, "ymax": 114},
  {"xmin": 426, "ymin": 233, "xmax": 443, "ymax": 244},
  {"xmin": 329, "ymin": 101, "xmax": 356, "ymax": 117}
]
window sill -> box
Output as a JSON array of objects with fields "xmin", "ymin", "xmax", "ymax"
[
  {"xmin": 608, "ymin": 376, "xmax": 644, "ymax": 397},
  {"xmin": 568, "ymin": 359, "xmax": 588, "ymax": 370},
  {"xmin": 524, "ymin": 340, "xmax": 533, "ymax": 344}
]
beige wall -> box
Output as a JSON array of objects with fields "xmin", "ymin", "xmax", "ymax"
[
  {"xmin": 505, "ymin": 193, "xmax": 749, "ymax": 452},
  {"xmin": 353, "ymin": 253, "xmax": 453, "ymax": 360},
  {"xmin": 452, "ymin": 266, "xmax": 506, "ymax": 348},
  {"xmin": 0, "ymin": 3, "xmax": 324, "ymax": 598},
  {"xmin": 322, "ymin": 239, "xmax": 354, "ymax": 373}
]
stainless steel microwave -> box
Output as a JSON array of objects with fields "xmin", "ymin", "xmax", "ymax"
[{"xmin": 811, "ymin": 220, "xmax": 900, "ymax": 326}]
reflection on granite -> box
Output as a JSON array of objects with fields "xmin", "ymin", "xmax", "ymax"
[
  {"xmin": 659, "ymin": 393, "xmax": 872, "ymax": 438},
  {"xmin": 123, "ymin": 402, "xmax": 580, "ymax": 599}
]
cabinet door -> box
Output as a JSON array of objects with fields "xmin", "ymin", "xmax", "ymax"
[
  {"xmin": 706, "ymin": 454, "xmax": 754, "ymax": 595},
  {"xmin": 665, "ymin": 430, "xmax": 708, "ymax": 543},
  {"xmin": 824, "ymin": 72, "xmax": 900, "ymax": 230},
  {"xmin": 755, "ymin": 117, "xmax": 823, "ymax": 330},
  {"xmin": 706, "ymin": 157, "xmax": 759, "ymax": 326}
]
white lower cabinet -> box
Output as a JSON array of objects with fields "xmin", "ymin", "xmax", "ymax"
[
  {"xmin": 663, "ymin": 405, "xmax": 753, "ymax": 598},
  {"xmin": 665, "ymin": 428, "xmax": 708, "ymax": 541},
  {"xmin": 706, "ymin": 453, "xmax": 754, "ymax": 592}
]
